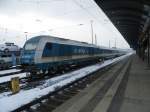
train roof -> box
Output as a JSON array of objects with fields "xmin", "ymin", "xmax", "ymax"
[{"xmin": 26, "ymin": 35, "xmax": 121, "ymax": 51}]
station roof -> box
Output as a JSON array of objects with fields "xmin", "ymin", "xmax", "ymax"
[{"xmin": 95, "ymin": 0, "xmax": 150, "ymax": 49}]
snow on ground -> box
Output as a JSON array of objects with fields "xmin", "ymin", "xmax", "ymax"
[
  {"xmin": 10, "ymin": 65, "xmax": 20, "ymax": 68},
  {"xmin": 0, "ymin": 73, "xmax": 27, "ymax": 84},
  {"xmin": 0, "ymin": 92, "xmax": 11, "ymax": 99},
  {"xmin": 0, "ymin": 69, "xmax": 21, "ymax": 75},
  {"xmin": 0, "ymin": 53, "xmax": 133, "ymax": 112}
]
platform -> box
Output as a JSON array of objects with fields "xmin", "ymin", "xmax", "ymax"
[
  {"xmin": 119, "ymin": 55, "xmax": 150, "ymax": 112},
  {"xmin": 52, "ymin": 55, "xmax": 150, "ymax": 112}
]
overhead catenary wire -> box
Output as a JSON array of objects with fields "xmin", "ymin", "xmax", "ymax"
[
  {"xmin": 72, "ymin": 0, "xmax": 106, "ymax": 26},
  {"xmin": 72, "ymin": 0, "xmax": 115, "ymax": 46}
]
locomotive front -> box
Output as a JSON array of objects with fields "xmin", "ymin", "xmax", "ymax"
[{"xmin": 20, "ymin": 37, "xmax": 40, "ymax": 69}]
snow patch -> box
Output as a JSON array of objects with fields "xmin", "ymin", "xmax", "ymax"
[
  {"xmin": 0, "ymin": 69, "xmax": 21, "ymax": 75},
  {"xmin": 0, "ymin": 73, "xmax": 27, "ymax": 84}
]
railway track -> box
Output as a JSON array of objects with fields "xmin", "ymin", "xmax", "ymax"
[
  {"xmin": 0, "ymin": 59, "xmax": 105, "ymax": 95},
  {"xmin": 11, "ymin": 55, "xmax": 131, "ymax": 112},
  {"xmin": 0, "ymin": 53, "xmax": 132, "ymax": 112},
  {"xmin": 0, "ymin": 60, "xmax": 106, "ymax": 100}
]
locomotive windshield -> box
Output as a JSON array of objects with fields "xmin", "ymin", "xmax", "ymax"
[
  {"xmin": 24, "ymin": 36, "xmax": 41, "ymax": 50},
  {"xmin": 24, "ymin": 43, "xmax": 37, "ymax": 50}
]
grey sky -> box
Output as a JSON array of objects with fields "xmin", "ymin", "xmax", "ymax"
[{"xmin": 0, "ymin": 0, "xmax": 130, "ymax": 48}]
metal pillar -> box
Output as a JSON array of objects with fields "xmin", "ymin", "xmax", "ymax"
[
  {"xmin": 95, "ymin": 34, "xmax": 97, "ymax": 45},
  {"xmin": 24, "ymin": 32, "xmax": 28, "ymax": 42},
  {"xmin": 148, "ymin": 30, "xmax": 150, "ymax": 65},
  {"xmin": 90, "ymin": 20, "xmax": 94, "ymax": 44}
]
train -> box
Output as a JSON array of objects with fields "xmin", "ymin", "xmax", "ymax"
[
  {"xmin": 0, "ymin": 51, "xmax": 20, "ymax": 69},
  {"xmin": 0, "ymin": 53, "xmax": 12, "ymax": 69},
  {"xmin": 0, "ymin": 43, "xmax": 21, "ymax": 69},
  {"xmin": 20, "ymin": 35, "xmax": 126, "ymax": 75}
]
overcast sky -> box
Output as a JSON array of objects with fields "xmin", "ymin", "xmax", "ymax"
[{"xmin": 0, "ymin": 0, "xmax": 130, "ymax": 48}]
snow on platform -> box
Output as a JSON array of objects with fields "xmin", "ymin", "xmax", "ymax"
[
  {"xmin": 0, "ymin": 69, "xmax": 21, "ymax": 75},
  {"xmin": 0, "ymin": 73, "xmax": 27, "ymax": 84},
  {"xmin": 0, "ymin": 53, "xmax": 133, "ymax": 112}
]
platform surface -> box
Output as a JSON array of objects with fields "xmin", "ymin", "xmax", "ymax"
[
  {"xmin": 53, "ymin": 55, "xmax": 150, "ymax": 112},
  {"xmin": 119, "ymin": 55, "xmax": 150, "ymax": 112}
]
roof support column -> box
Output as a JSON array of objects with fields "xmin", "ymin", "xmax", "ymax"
[{"xmin": 148, "ymin": 28, "xmax": 150, "ymax": 66}]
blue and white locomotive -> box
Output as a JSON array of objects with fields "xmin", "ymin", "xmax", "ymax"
[{"xmin": 21, "ymin": 35, "xmax": 125, "ymax": 75}]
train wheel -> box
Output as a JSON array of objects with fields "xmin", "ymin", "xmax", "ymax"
[
  {"xmin": 26, "ymin": 72, "xmax": 31, "ymax": 77},
  {"xmin": 48, "ymin": 67, "xmax": 56, "ymax": 75},
  {"xmin": 40, "ymin": 70, "xmax": 43, "ymax": 74},
  {"xmin": 42, "ymin": 70, "xmax": 48, "ymax": 75},
  {"xmin": 45, "ymin": 70, "xmax": 48, "ymax": 74}
]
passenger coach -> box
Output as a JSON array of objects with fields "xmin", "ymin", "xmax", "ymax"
[{"xmin": 21, "ymin": 35, "xmax": 125, "ymax": 75}]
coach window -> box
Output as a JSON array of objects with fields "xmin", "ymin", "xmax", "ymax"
[
  {"xmin": 42, "ymin": 43, "xmax": 52, "ymax": 57},
  {"xmin": 46, "ymin": 43, "xmax": 52, "ymax": 50}
]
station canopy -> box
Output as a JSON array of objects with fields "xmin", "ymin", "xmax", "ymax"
[{"xmin": 95, "ymin": 0, "xmax": 150, "ymax": 49}]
